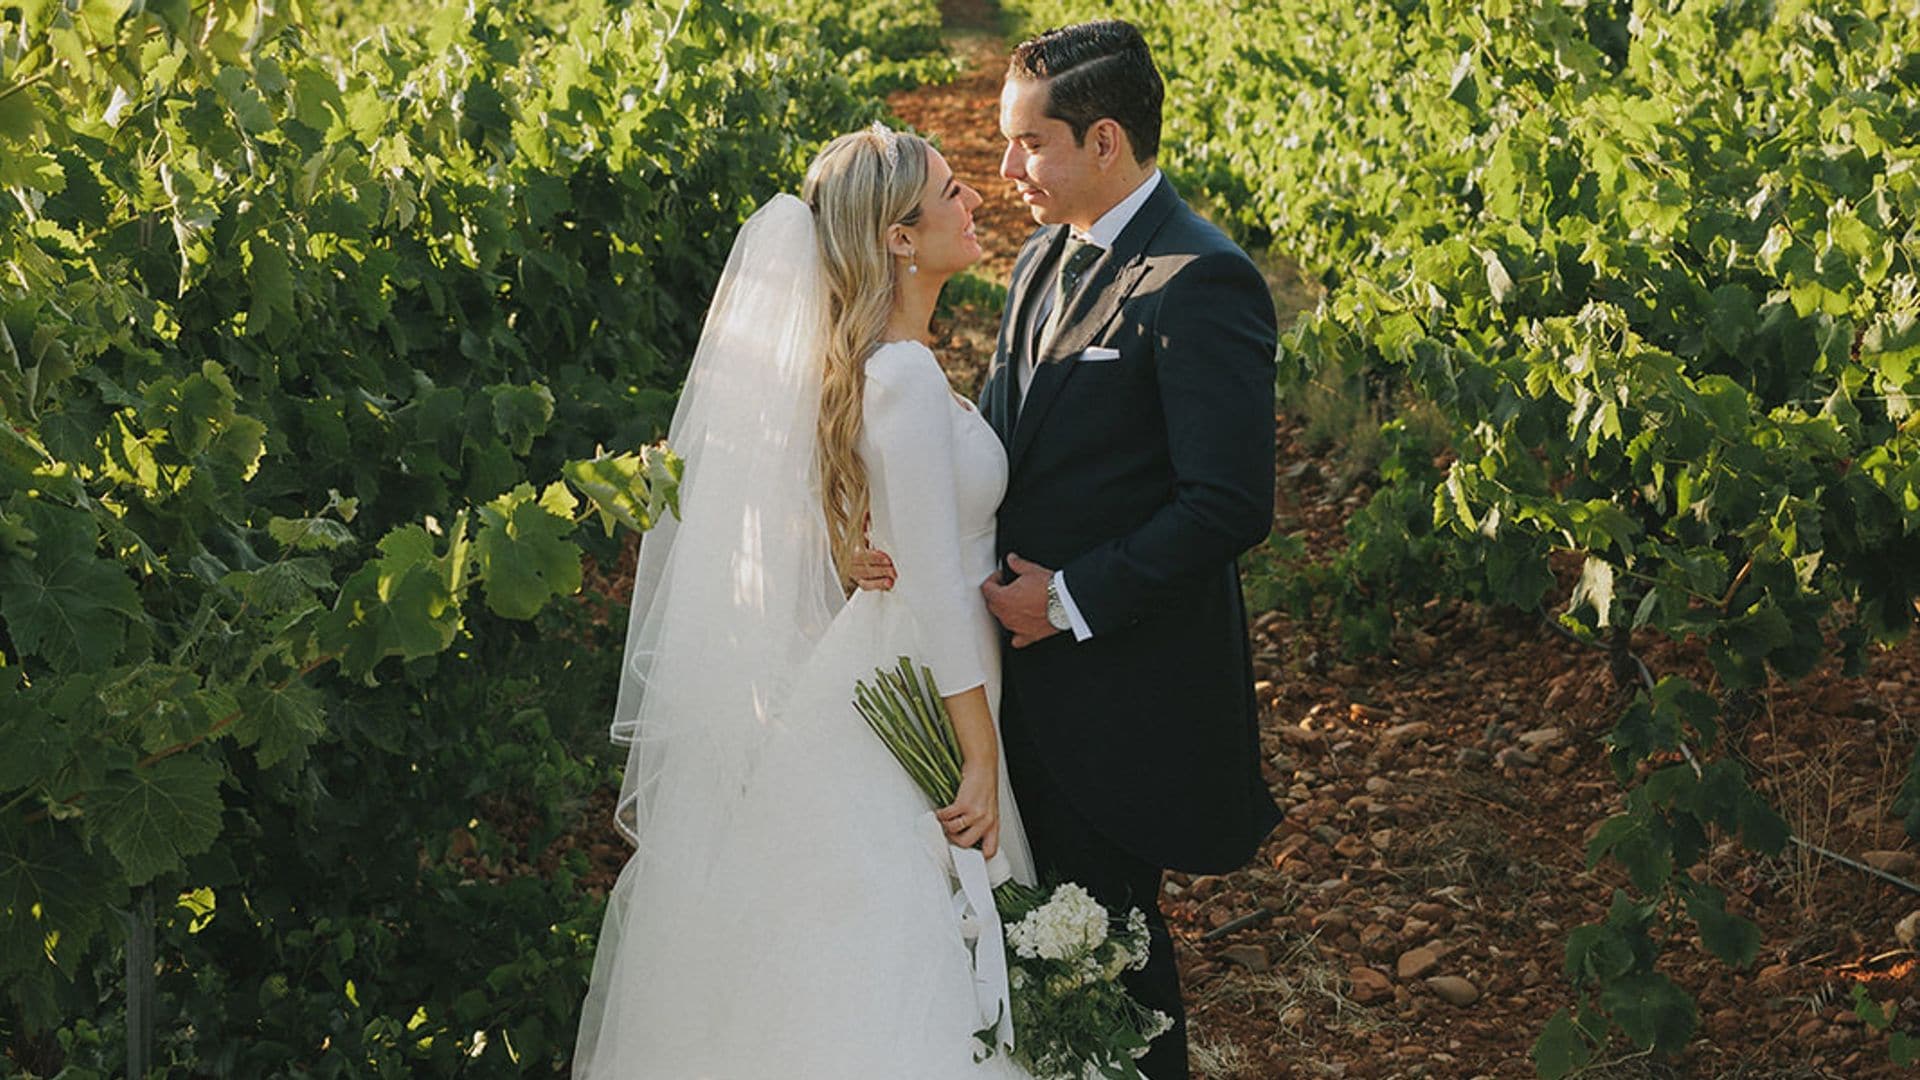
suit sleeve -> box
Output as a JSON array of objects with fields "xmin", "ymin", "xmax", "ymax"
[
  {"xmin": 864, "ymin": 347, "xmax": 988, "ymax": 695},
  {"xmin": 1060, "ymin": 251, "xmax": 1278, "ymax": 634}
]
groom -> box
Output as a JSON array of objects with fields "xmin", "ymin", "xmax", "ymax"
[{"xmin": 868, "ymin": 21, "xmax": 1280, "ymax": 1077}]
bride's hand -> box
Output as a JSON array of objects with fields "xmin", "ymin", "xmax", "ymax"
[
  {"xmin": 936, "ymin": 762, "xmax": 1000, "ymax": 858},
  {"xmin": 849, "ymin": 546, "xmax": 896, "ymax": 591}
]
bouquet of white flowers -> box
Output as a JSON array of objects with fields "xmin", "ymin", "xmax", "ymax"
[
  {"xmin": 996, "ymin": 882, "xmax": 1173, "ymax": 1080},
  {"xmin": 854, "ymin": 657, "xmax": 1172, "ymax": 1080}
]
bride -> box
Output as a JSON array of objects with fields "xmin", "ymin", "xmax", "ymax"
[{"xmin": 572, "ymin": 124, "xmax": 1038, "ymax": 1077}]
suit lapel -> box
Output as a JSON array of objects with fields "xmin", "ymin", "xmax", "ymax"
[
  {"xmin": 1006, "ymin": 258, "xmax": 1147, "ymax": 472},
  {"xmin": 984, "ymin": 227, "xmax": 1067, "ymax": 448},
  {"xmin": 1007, "ymin": 181, "xmax": 1182, "ymax": 474},
  {"xmin": 1043, "ymin": 258, "xmax": 1145, "ymax": 362}
]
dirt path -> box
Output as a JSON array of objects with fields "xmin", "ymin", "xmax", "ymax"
[{"xmin": 881, "ymin": 6, "xmax": 1920, "ymax": 1078}]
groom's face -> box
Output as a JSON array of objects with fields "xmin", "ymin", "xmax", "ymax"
[{"xmin": 998, "ymin": 76, "xmax": 1102, "ymax": 229}]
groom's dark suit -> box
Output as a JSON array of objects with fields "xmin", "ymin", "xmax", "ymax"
[{"xmin": 981, "ymin": 176, "xmax": 1282, "ymax": 1077}]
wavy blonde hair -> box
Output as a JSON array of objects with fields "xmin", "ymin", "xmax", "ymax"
[{"xmin": 803, "ymin": 127, "xmax": 929, "ymax": 589}]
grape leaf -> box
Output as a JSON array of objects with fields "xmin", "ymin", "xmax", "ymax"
[
  {"xmin": 489, "ymin": 382, "xmax": 555, "ymax": 455},
  {"xmin": 77, "ymin": 0, "xmax": 133, "ymax": 40},
  {"xmin": 221, "ymin": 558, "xmax": 335, "ymax": 611},
  {"xmin": 0, "ymin": 500, "xmax": 143, "ymax": 673},
  {"xmin": 1613, "ymin": 812, "xmax": 1673, "ymax": 893},
  {"xmin": 90, "ymin": 756, "xmax": 225, "ymax": 886},
  {"xmin": 1862, "ymin": 312, "xmax": 1920, "ymax": 386},
  {"xmin": 232, "ymin": 682, "xmax": 327, "ymax": 768},
  {"xmin": 1599, "ymin": 971, "xmax": 1696, "ymax": 1053},
  {"xmin": 1532, "ymin": 1009, "xmax": 1593, "ymax": 1080},
  {"xmin": 0, "ymin": 89, "xmax": 42, "ymax": 140},
  {"xmin": 1679, "ymin": 879, "xmax": 1760, "ymax": 968},
  {"xmin": 244, "ymin": 238, "xmax": 296, "ymax": 339},
  {"xmin": 213, "ymin": 66, "xmax": 275, "ymax": 134},
  {"xmin": 1892, "ymin": 1031, "xmax": 1920, "ymax": 1066},
  {"xmin": 321, "ymin": 549, "xmax": 460, "ymax": 680},
  {"xmin": 562, "ymin": 449, "xmax": 659, "ymax": 536},
  {"xmin": 1720, "ymin": 601, "xmax": 1792, "ymax": 658},
  {"xmin": 269, "ymin": 516, "xmax": 356, "ymax": 552},
  {"xmin": 0, "ymin": 816, "xmax": 121, "ymax": 977},
  {"xmin": 1736, "ymin": 788, "xmax": 1791, "ymax": 856},
  {"xmin": 0, "ymin": 696, "xmax": 70, "ymax": 791},
  {"xmin": 475, "ymin": 484, "xmax": 581, "ymax": 619},
  {"xmin": 0, "ymin": 148, "xmax": 64, "ymax": 193}
]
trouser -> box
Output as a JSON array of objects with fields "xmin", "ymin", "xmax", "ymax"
[{"xmin": 1005, "ymin": 738, "xmax": 1188, "ymax": 1080}]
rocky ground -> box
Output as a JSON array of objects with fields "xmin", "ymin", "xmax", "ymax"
[
  {"xmin": 552, "ymin": 4, "xmax": 1920, "ymax": 1077},
  {"xmin": 1171, "ymin": 508, "xmax": 1920, "ymax": 1079}
]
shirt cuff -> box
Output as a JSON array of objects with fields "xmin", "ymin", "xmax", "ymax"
[{"xmin": 1052, "ymin": 571, "xmax": 1094, "ymax": 642}]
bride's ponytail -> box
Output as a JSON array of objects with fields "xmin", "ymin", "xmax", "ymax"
[{"xmin": 803, "ymin": 128, "xmax": 929, "ymax": 591}]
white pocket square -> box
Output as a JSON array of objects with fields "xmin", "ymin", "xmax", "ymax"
[{"xmin": 1076, "ymin": 347, "xmax": 1121, "ymax": 362}]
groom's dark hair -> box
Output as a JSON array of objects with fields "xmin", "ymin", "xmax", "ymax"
[{"xmin": 1008, "ymin": 20, "xmax": 1162, "ymax": 165}]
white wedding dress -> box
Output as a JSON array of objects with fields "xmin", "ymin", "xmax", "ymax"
[{"xmin": 573, "ymin": 305, "xmax": 1038, "ymax": 1076}]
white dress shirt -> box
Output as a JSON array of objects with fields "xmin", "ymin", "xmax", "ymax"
[
  {"xmin": 1043, "ymin": 169, "xmax": 1163, "ymax": 643},
  {"xmin": 1079, "ymin": 169, "xmax": 1163, "ymax": 254}
]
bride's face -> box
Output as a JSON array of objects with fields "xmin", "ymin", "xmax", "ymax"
[{"xmin": 900, "ymin": 146, "xmax": 983, "ymax": 279}]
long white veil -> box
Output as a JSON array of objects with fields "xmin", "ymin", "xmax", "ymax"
[
  {"xmin": 576, "ymin": 194, "xmax": 843, "ymax": 1074},
  {"xmin": 607, "ymin": 192, "xmax": 842, "ymax": 862}
]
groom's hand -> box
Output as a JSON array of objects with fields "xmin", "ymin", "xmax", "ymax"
[
  {"xmin": 981, "ymin": 553, "xmax": 1061, "ymax": 649},
  {"xmin": 850, "ymin": 547, "xmax": 895, "ymax": 591}
]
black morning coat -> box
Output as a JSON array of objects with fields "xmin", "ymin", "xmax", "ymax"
[{"xmin": 980, "ymin": 176, "xmax": 1285, "ymax": 874}]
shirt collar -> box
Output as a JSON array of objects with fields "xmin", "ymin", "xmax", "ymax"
[{"xmin": 1072, "ymin": 169, "xmax": 1163, "ymax": 251}]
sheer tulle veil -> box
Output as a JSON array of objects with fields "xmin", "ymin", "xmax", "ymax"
[
  {"xmin": 575, "ymin": 194, "xmax": 842, "ymax": 1071},
  {"xmin": 606, "ymin": 193, "xmax": 841, "ymax": 864}
]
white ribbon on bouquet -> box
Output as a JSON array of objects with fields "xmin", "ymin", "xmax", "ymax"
[{"xmin": 917, "ymin": 812, "xmax": 1016, "ymax": 1053}]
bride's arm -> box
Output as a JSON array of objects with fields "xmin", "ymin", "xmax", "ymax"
[
  {"xmin": 933, "ymin": 687, "xmax": 1000, "ymax": 858},
  {"xmin": 863, "ymin": 347, "xmax": 999, "ymax": 855},
  {"xmin": 861, "ymin": 346, "xmax": 988, "ymax": 695}
]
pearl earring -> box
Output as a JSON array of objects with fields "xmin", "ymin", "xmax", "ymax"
[{"xmin": 908, "ymin": 254, "xmax": 918, "ymax": 275}]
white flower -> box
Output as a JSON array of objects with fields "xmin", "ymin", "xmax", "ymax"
[
  {"xmin": 1008, "ymin": 883, "xmax": 1110, "ymax": 961},
  {"xmin": 1129, "ymin": 1010, "xmax": 1174, "ymax": 1057},
  {"xmin": 1125, "ymin": 907, "xmax": 1152, "ymax": 969}
]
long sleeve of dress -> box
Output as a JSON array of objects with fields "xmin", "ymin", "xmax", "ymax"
[{"xmin": 860, "ymin": 344, "xmax": 988, "ymax": 696}]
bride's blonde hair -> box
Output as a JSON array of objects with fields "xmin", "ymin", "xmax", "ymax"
[{"xmin": 803, "ymin": 127, "xmax": 930, "ymax": 590}]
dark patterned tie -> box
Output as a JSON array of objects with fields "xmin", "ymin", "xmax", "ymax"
[{"xmin": 1055, "ymin": 237, "xmax": 1101, "ymax": 314}]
